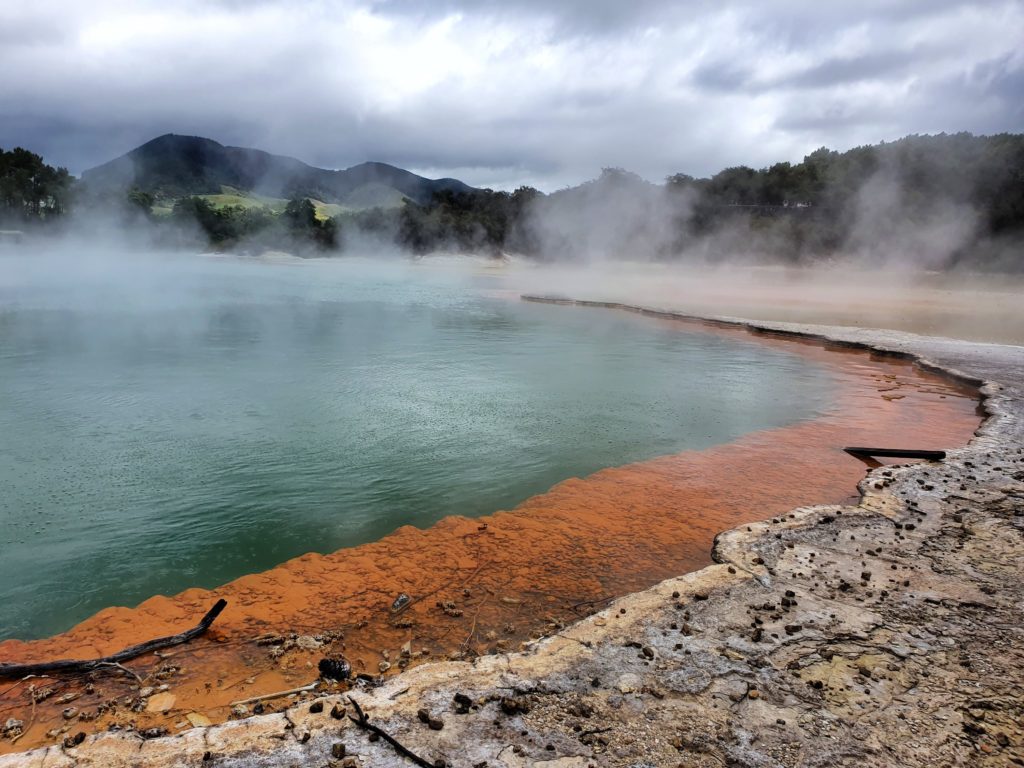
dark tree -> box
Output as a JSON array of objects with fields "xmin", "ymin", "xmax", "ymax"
[{"xmin": 0, "ymin": 147, "xmax": 74, "ymax": 221}]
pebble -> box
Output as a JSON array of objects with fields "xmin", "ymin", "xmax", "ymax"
[
  {"xmin": 319, "ymin": 656, "xmax": 352, "ymax": 681},
  {"xmin": 62, "ymin": 732, "xmax": 86, "ymax": 749},
  {"xmin": 145, "ymin": 692, "xmax": 177, "ymax": 713},
  {"xmin": 453, "ymin": 693, "xmax": 473, "ymax": 713},
  {"xmin": 295, "ymin": 635, "xmax": 322, "ymax": 651},
  {"xmin": 186, "ymin": 712, "xmax": 212, "ymax": 728}
]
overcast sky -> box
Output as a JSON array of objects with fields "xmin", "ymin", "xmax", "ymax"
[{"xmin": 2, "ymin": 0, "xmax": 1022, "ymax": 190}]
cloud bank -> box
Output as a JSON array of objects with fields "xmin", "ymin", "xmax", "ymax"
[{"xmin": 1, "ymin": 0, "xmax": 1021, "ymax": 190}]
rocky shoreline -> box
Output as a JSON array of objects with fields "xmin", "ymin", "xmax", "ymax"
[{"xmin": 3, "ymin": 302, "xmax": 1022, "ymax": 768}]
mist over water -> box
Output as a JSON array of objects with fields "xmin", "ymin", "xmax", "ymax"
[{"xmin": 0, "ymin": 249, "xmax": 837, "ymax": 640}]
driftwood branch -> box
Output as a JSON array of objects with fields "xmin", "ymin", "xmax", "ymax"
[
  {"xmin": 347, "ymin": 695, "xmax": 436, "ymax": 768},
  {"xmin": 0, "ymin": 600, "xmax": 227, "ymax": 680},
  {"xmin": 230, "ymin": 681, "xmax": 319, "ymax": 707}
]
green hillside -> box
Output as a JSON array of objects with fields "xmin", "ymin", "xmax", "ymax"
[{"xmin": 80, "ymin": 134, "xmax": 475, "ymax": 208}]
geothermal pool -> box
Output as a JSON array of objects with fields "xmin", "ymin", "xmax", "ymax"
[{"xmin": 0, "ymin": 252, "xmax": 836, "ymax": 641}]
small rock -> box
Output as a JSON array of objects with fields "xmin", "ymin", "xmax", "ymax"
[
  {"xmin": 378, "ymin": 661, "xmax": 392, "ymax": 673},
  {"xmin": 500, "ymin": 696, "xmax": 530, "ymax": 715},
  {"xmin": 332, "ymin": 742, "xmax": 347, "ymax": 759},
  {"xmin": 295, "ymin": 635, "xmax": 322, "ymax": 651},
  {"xmin": 186, "ymin": 712, "xmax": 212, "ymax": 728},
  {"xmin": 3, "ymin": 718, "xmax": 24, "ymax": 737},
  {"xmin": 145, "ymin": 692, "xmax": 177, "ymax": 713},
  {"xmin": 62, "ymin": 707, "xmax": 79, "ymax": 720},
  {"xmin": 62, "ymin": 732, "xmax": 86, "ymax": 749},
  {"xmin": 747, "ymin": 689, "xmax": 760, "ymax": 699},
  {"xmin": 330, "ymin": 703, "xmax": 346, "ymax": 720},
  {"xmin": 319, "ymin": 657, "xmax": 352, "ymax": 681},
  {"xmin": 231, "ymin": 704, "xmax": 249, "ymax": 719},
  {"xmin": 453, "ymin": 693, "xmax": 473, "ymax": 713},
  {"xmin": 391, "ymin": 593, "xmax": 412, "ymax": 613},
  {"xmin": 139, "ymin": 727, "xmax": 169, "ymax": 739},
  {"xmin": 428, "ymin": 717, "xmax": 444, "ymax": 731},
  {"xmin": 616, "ymin": 673, "xmax": 643, "ymax": 694}
]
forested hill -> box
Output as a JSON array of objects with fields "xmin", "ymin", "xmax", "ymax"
[
  {"xmin": 3, "ymin": 132, "xmax": 1022, "ymax": 270},
  {"xmin": 395, "ymin": 132, "xmax": 1024, "ymax": 270},
  {"xmin": 80, "ymin": 134, "xmax": 475, "ymax": 206}
]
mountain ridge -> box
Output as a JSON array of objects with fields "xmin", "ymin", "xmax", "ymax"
[{"xmin": 81, "ymin": 134, "xmax": 475, "ymax": 207}]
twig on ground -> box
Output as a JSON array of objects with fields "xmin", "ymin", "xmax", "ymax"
[
  {"xmin": 230, "ymin": 681, "xmax": 319, "ymax": 707},
  {"xmin": 0, "ymin": 674, "xmax": 49, "ymax": 699},
  {"xmin": 569, "ymin": 595, "xmax": 615, "ymax": 613},
  {"xmin": 92, "ymin": 662, "xmax": 143, "ymax": 684},
  {"xmin": 347, "ymin": 695, "xmax": 436, "ymax": 768},
  {"xmin": 459, "ymin": 596, "xmax": 490, "ymax": 653}
]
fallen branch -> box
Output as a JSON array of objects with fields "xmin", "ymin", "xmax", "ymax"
[
  {"xmin": 459, "ymin": 596, "xmax": 490, "ymax": 654},
  {"xmin": 92, "ymin": 661, "xmax": 143, "ymax": 684},
  {"xmin": 569, "ymin": 595, "xmax": 615, "ymax": 613},
  {"xmin": 0, "ymin": 600, "xmax": 227, "ymax": 679},
  {"xmin": 347, "ymin": 695, "xmax": 436, "ymax": 768},
  {"xmin": 230, "ymin": 681, "xmax": 319, "ymax": 707}
]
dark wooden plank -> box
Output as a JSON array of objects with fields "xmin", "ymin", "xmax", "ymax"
[{"xmin": 844, "ymin": 447, "xmax": 946, "ymax": 460}]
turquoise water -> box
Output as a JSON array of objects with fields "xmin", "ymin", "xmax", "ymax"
[{"xmin": 0, "ymin": 252, "xmax": 834, "ymax": 640}]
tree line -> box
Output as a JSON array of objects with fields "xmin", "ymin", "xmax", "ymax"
[
  {"xmin": 0, "ymin": 147, "xmax": 74, "ymax": 223},
  {"xmin": 3, "ymin": 132, "xmax": 1022, "ymax": 269},
  {"xmin": 394, "ymin": 132, "xmax": 1024, "ymax": 269}
]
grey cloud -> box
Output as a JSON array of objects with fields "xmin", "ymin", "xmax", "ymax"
[
  {"xmin": 689, "ymin": 63, "xmax": 756, "ymax": 93},
  {"xmin": 0, "ymin": 0, "xmax": 1021, "ymax": 191},
  {"xmin": 369, "ymin": 0, "xmax": 680, "ymax": 35},
  {"xmin": 780, "ymin": 49, "xmax": 927, "ymax": 90}
]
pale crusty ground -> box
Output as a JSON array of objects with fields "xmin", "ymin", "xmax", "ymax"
[{"xmin": 2, "ymin": 303, "xmax": 1022, "ymax": 768}]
